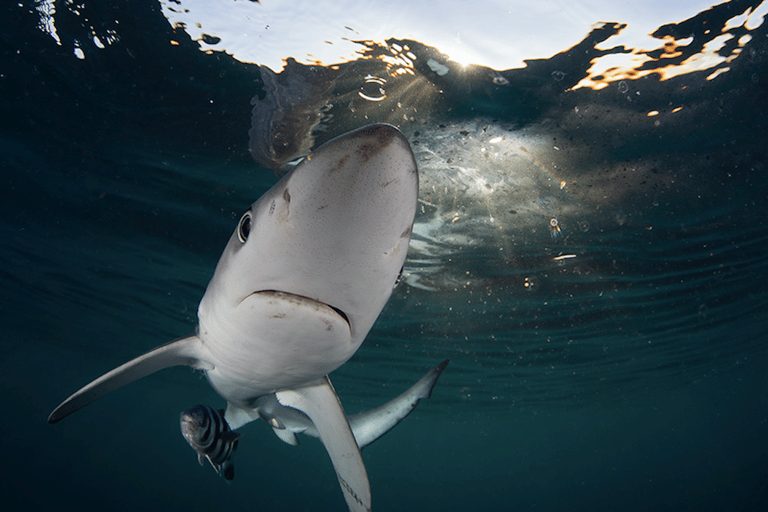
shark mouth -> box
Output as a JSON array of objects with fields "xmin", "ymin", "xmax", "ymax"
[{"xmin": 253, "ymin": 290, "xmax": 351, "ymax": 331}]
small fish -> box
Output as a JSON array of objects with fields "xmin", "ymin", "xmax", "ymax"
[{"xmin": 180, "ymin": 405, "xmax": 241, "ymax": 481}]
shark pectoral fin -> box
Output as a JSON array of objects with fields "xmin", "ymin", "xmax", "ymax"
[
  {"xmin": 276, "ymin": 377, "xmax": 371, "ymax": 512},
  {"xmin": 272, "ymin": 426, "xmax": 300, "ymax": 446},
  {"xmin": 48, "ymin": 335, "xmax": 210, "ymax": 424},
  {"xmin": 349, "ymin": 359, "xmax": 450, "ymax": 449}
]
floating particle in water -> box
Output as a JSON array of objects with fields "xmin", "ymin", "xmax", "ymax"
[
  {"xmin": 524, "ymin": 276, "xmax": 539, "ymax": 292},
  {"xmin": 551, "ymin": 70, "xmax": 566, "ymax": 82},
  {"xmin": 578, "ymin": 220, "xmax": 590, "ymax": 232},
  {"xmin": 618, "ymin": 80, "xmax": 629, "ymax": 94},
  {"xmin": 549, "ymin": 218, "xmax": 561, "ymax": 239}
]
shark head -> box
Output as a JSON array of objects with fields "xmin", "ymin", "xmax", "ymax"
[{"xmin": 198, "ymin": 124, "xmax": 419, "ymax": 396}]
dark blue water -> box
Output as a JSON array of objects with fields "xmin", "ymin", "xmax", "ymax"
[{"xmin": 2, "ymin": 1, "xmax": 767, "ymax": 511}]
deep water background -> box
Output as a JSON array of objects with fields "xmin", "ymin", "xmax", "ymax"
[{"xmin": 2, "ymin": 1, "xmax": 767, "ymax": 511}]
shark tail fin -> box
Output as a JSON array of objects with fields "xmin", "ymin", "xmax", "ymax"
[
  {"xmin": 48, "ymin": 335, "xmax": 211, "ymax": 423},
  {"xmin": 348, "ymin": 358, "xmax": 450, "ymax": 449}
]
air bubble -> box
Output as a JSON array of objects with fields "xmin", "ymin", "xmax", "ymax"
[
  {"xmin": 359, "ymin": 75, "xmax": 387, "ymax": 102},
  {"xmin": 524, "ymin": 276, "xmax": 540, "ymax": 292},
  {"xmin": 549, "ymin": 218, "xmax": 561, "ymax": 239}
]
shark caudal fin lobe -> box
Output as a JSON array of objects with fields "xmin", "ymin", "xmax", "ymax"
[
  {"xmin": 349, "ymin": 359, "xmax": 450, "ymax": 449},
  {"xmin": 48, "ymin": 335, "xmax": 212, "ymax": 424},
  {"xmin": 276, "ymin": 377, "xmax": 371, "ymax": 512}
]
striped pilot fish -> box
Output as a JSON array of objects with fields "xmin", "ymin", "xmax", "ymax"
[{"xmin": 180, "ymin": 405, "xmax": 241, "ymax": 481}]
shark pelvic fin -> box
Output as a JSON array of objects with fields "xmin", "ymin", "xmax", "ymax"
[
  {"xmin": 277, "ymin": 376, "xmax": 371, "ymax": 512},
  {"xmin": 48, "ymin": 335, "xmax": 211, "ymax": 423},
  {"xmin": 272, "ymin": 426, "xmax": 300, "ymax": 446}
]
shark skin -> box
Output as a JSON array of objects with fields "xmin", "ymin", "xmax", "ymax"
[{"xmin": 48, "ymin": 124, "xmax": 428, "ymax": 512}]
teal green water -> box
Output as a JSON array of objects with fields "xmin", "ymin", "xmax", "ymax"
[{"xmin": 2, "ymin": 1, "xmax": 767, "ymax": 511}]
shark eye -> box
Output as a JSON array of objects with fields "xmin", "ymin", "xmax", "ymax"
[{"xmin": 237, "ymin": 211, "xmax": 252, "ymax": 244}]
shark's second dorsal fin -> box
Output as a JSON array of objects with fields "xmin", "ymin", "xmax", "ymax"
[
  {"xmin": 48, "ymin": 335, "xmax": 211, "ymax": 423},
  {"xmin": 277, "ymin": 377, "xmax": 371, "ymax": 512}
]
